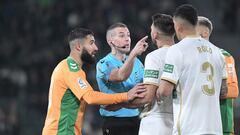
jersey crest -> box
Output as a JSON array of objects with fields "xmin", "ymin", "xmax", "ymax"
[{"xmin": 67, "ymin": 57, "xmax": 80, "ymax": 72}]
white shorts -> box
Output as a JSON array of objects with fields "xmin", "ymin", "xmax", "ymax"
[{"xmin": 138, "ymin": 114, "xmax": 173, "ymax": 135}]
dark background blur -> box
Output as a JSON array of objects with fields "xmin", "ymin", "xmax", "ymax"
[{"xmin": 0, "ymin": 0, "xmax": 239, "ymax": 135}]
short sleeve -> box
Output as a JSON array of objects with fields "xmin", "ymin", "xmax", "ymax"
[
  {"xmin": 161, "ymin": 46, "xmax": 183, "ymax": 85},
  {"xmin": 226, "ymin": 56, "xmax": 238, "ymax": 82},
  {"xmin": 96, "ymin": 60, "xmax": 115, "ymax": 81},
  {"xmin": 144, "ymin": 53, "xmax": 161, "ymax": 86},
  {"xmin": 220, "ymin": 49, "xmax": 229, "ymax": 79},
  {"xmin": 64, "ymin": 70, "xmax": 94, "ymax": 100}
]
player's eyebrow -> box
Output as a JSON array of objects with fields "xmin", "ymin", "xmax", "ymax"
[
  {"xmin": 118, "ymin": 32, "xmax": 125, "ymax": 34},
  {"xmin": 90, "ymin": 39, "xmax": 95, "ymax": 43}
]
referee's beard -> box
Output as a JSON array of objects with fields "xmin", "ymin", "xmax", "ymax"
[{"xmin": 81, "ymin": 48, "xmax": 96, "ymax": 64}]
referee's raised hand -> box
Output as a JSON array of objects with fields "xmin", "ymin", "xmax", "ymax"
[{"xmin": 130, "ymin": 36, "xmax": 148, "ymax": 56}]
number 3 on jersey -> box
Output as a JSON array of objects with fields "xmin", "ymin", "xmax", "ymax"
[{"xmin": 201, "ymin": 62, "xmax": 215, "ymax": 95}]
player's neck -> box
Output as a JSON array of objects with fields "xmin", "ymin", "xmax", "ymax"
[
  {"xmin": 156, "ymin": 39, "xmax": 174, "ymax": 48},
  {"xmin": 182, "ymin": 29, "xmax": 198, "ymax": 39},
  {"xmin": 69, "ymin": 51, "xmax": 83, "ymax": 68}
]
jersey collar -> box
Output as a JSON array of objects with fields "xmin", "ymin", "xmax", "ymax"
[
  {"xmin": 185, "ymin": 35, "xmax": 201, "ymax": 38},
  {"xmin": 162, "ymin": 45, "xmax": 171, "ymax": 48}
]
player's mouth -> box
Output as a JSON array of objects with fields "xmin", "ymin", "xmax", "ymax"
[
  {"xmin": 91, "ymin": 51, "xmax": 97, "ymax": 57},
  {"xmin": 121, "ymin": 44, "xmax": 130, "ymax": 49}
]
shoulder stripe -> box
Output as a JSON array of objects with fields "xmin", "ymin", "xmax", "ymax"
[
  {"xmin": 220, "ymin": 49, "xmax": 231, "ymax": 57},
  {"xmin": 143, "ymin": 82, "xmax": 159, "ymax": 86},
  {"xmin": 161, "ymin": 77, "xmax": 177, "ymax": 85}
]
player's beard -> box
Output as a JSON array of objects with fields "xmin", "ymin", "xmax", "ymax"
[{"xmin": 81, "ymin": 48, "xmax": 96, "ymax": 64}]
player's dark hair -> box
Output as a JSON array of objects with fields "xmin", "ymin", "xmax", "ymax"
[
  {"xmin": 152, "ymin": 13, "xmax": 175, "ymax": 36},
  {"xmin": 107, "ymin": 22, "xmax": 127, "ymax": 32},
  {"xmin": 173, "ymin": 4, "xmax": 198, "ymax": 26},
  {"xmin": 68, "ymin": 28, "xmax": 94, "ymax": 43}
]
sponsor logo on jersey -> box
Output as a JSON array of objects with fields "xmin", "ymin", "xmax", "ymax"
[
  {"xmin": 163, "ymin": 64, "xmax": 174, "ymax": 73},
  {"xmin": 77, "ymin": 78, "xmax": 87, "ymax": 89},
  {"xmin": 144, "ymin": 70, "xmax": 159, "ymax": 79}
]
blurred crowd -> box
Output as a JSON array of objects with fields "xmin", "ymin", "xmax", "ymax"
[{"xmin": 0, "ymin": 0, "xmax": 239, "ymax": 135}]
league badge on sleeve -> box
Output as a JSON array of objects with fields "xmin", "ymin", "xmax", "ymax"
[
  {"xmin": 163, "ymin": 64, "xmax": 174, "ymax": 73},
  {"xmin": 77, "ymin": 78, "xmax": 87, "ymax": 89},
  {"xmin": 144, "ymin": 70, "xmax": 159, "ymax": 79}
]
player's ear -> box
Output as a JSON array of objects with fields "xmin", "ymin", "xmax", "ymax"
[
  {"xmin": 203, "ymin": 30, "xmax": 209, "ymax": 39},
  {"xmin": 177, "ymin": 24, "xmax": 183, "ymax": 33},
  {"xmin": 75, "ymin": 42, "xmax": 81, "ymax": 52},
  {"xmin": 173, "ymin": 21, "xmax": 181, "ymax": 34},
  {"xmin": 153, "ymin": 32, "xmax": 158, "ymax": 40}
]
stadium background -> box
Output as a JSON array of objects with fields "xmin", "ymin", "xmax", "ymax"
[{"xmin": 0, "ymin": 0, "xmax": 239, "ymax": 134}]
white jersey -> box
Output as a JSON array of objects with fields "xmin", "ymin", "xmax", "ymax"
[
  {"xmin": 139, "ymin": 46, "xmax": 173, "ymax": 135},
  {"xmin": 141, "ymin": 46, "xmax": 173, "ymax": 117},
  {"xmin": 161, "ymin": 36, "xmax": 227, "ymax": 135}
]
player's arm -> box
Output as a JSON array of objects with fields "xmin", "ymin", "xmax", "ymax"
[
  {"xmin": 129, "ymin": 84, "xmax": 158, "ymax": 106},
  {"xmin": 100, "ymin": 83, "xmax": 149, "ymax": 111},
  {"xmin": 109, "ymin": 36, "xmax": 148, "ymax": 82},
  {"xmin": 225, "ymin": 56, "xmax": 239, "ymax": 98},
  {"xmin": 82, "ymin": 83, "xmax": 146, "ymax": 105},
  {"xmin": 64, "ymin": 68, "xmax": 145, "ymax": 105},
  {"xmin": 82, "ymin": 90, "xmax": 127, "ymax": 105},
  {"xmin": 156, "ymin": 79, "xmax": 175, "ymax": 98},
  {"xmin": 220, "ymin": 79, "xmax": 228, "ymax": 99},
  {"xmin": 220, "ymin": 50, "xmax": 238, "ymax": 98},
  {"xmin": 156, "ymin": 47, "xmax": 182, "ymax": 100},
  {"xmin": 129, "ymin": 52, "xmax": 162, "ymax": 106},
  {"xmin": 105, "ymin": 84, "xmax": 156, "ymax": 110},
  {"xmin": 67, "ymin": 77, "xmax": 146, "ymax": 105}
]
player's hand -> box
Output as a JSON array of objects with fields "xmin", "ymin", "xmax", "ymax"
[
  {"xmin": 131, "ymin": 36, "xmax": 148, "ymax": 56},
  {"xmin": 127, "ymin": 83, "xmax": 146, "ymax": 102}
]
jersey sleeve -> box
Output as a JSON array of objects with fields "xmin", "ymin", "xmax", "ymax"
[
  {"xmin": 225, "ymin": 56, "xmax": 239, "ymax": 98},
  {"xmin": 82, "ymin": 90, "xmax": 128, "ymax": 105},
  {"xmin": 161, "ymin": 46, "xmax": 183, "ymax": 85},
  {"xmin": 96, "ymin": 60, "xmax": 114, "ymax": 81},
  {"xmin": 64, "ymin": 70, "xmax": 94, "ymax": 100},
  {"xmin": 221, "ymin": 54, "xmax": 228, "ymax": 80},
  {"xmin": 64, "ymin": 70, "xmax": 128, "ymax": 104},
  {"xmin": 144, "ymin": 53, "xmax": 161, "ymax": 86}
]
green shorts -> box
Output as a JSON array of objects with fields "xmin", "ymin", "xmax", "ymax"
[{"xmin": 220, "ymin": 98, "xmax": 234, "ymax": 134}]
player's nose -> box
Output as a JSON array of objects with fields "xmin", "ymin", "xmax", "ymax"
[{"xmin": 93, "ymin": 43, "xmax": 98, "ymax": 51}]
